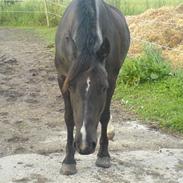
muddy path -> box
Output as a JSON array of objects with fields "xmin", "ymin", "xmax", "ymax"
[{"xmin": 0, "ymin": 28, "xmax": 183, "ymax": 183}]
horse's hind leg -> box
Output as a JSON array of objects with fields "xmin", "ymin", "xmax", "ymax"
[
  {"xmin": 96, "ymin": 79, "xmax": 116, "ymax": 168},
  {"xmin": 58, "ymin": 76, "xmax": 77, "ymax": 175}
]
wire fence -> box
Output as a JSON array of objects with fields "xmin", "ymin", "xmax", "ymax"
[
  {"xmin": 0, "ymin": 0, "xmax": 64, "ymax": 23},
  {"xmin": 0, "ymin": 10, "xmax": 61, "ymax": 16}
]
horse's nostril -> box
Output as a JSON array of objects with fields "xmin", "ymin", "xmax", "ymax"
[{"xmin": 91, "ymin": 142, "xmax": 96, "ymax": 149}]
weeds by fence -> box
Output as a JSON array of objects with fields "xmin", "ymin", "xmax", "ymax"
[{"xmin": 0, "ymin": 0, "xmax": 64, "ymax": 26}]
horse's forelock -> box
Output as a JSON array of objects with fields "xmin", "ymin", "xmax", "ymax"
[{"xmin": 62, "ymin": 76, "xmax": 69, "ymax": 93}]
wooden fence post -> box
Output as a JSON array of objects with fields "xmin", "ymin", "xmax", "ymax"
[{"xmin": 44, "ymin": 0, "xmax": 50, "ymax": 27}]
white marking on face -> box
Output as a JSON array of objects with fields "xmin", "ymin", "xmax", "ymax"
[
  {"xmin": 95, "ymin": 0, "xmax": 103, "ymax": 44},
  {"xmin": 80, "ymin": 123, "xmax": 87, "ymax": 149},
  {"xmin": 80, "ymin": 77, "xmax": 91, "ymax": 150},
  {"xmin": 86, "ymin": 77, "xmax": 91, "ymax": 92}
]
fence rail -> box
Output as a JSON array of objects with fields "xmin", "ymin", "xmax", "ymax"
[
  {"xmin": 0, "ymin": 0, "xmax": 64, "ymax": 26},
  {"xmin": 0, "ymin": 10, "xmax": 61, "ymax": 17}
]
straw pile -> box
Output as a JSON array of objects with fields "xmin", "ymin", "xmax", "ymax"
[{"xmin": 127, "ymin": 4, "xmax": 183, "ymax": 68}]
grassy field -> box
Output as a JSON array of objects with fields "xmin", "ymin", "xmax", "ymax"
[
  {"xmin": 115, "ymin": 76, "xmax": 183, "ymax": 134},
  {"xmin": 109, "ymin": 0, "xmax": 183, "ymax": 15},
  {"xmin": 114, "ymin": 44, "xmax": 183, "ymax": 134},
  {"xmin": 115, "ymin": 62, "xmax": 183, "ymax": 134},
  {"xmin": 34, "ymin": 26, "xmax": 56, "ymax": 43},
  {"xmin": 0, "ymin": 0, "xmax": 65, "ymax": 26},
  {"xmin": 0, "ymin": 0, "xmax": 183, "ymax": 26}
]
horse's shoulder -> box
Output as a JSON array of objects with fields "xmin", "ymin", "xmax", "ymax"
[{"xmin": 106, "ymin": 4, "xmax": 124, "ymax": 18}]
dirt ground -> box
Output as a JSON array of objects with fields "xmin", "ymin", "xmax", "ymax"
[{"xmin": 0, "ymin": 28, "xmax": 183, "ymax": 183}]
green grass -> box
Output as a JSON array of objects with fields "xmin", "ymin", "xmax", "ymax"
[
  {"xmin": 0, "ymin": 0, "xmax": 183, "ymax": 26},
  {"xmin": 115, "ymin": 75, "xmax": 183, "ymax": 133},
  {"xmin": 33, "ymin": 26, "xmax": 56, "ymax": 44},
  {"xmin": 108, "ymin": 0, "xmax": 183, "ymax": 15},
  {"xmin": 1, "ymin": 25, "xmax": 56, "ymax": 43},
  {"xmin": 0, "ymin": 0, "xmax": 46, "ymax": 26},
  {"xmin": 115, "ymin": 48, "xmax": 183, "ymax": 133},
  {"xmin": 120, "ymin": 44, "xmax": 171, "ymax": 86},
  {"xmin": 0, "ymin": 0, "xmax": 65, "ymax": 26}
]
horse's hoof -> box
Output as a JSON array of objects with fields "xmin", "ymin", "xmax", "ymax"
[
  {"xmin": 96, "ymin": 157, "xmax": 111, "ymax": 168},
  {"xmin": 60, "ymin": 164, "xmax": 77, "ymax": 175}
]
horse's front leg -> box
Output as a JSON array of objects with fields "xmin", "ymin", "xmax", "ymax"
[
  {"xmin": 96, "ymin": 82, "xmax": 115, "ymax": 168},
  {"xmin": 58, "ymin": 77, "xmax": 77, "ymax": 175},
  {"xmin": 96, "ymin": 107, "xmax": 111, "ymax": 168}
]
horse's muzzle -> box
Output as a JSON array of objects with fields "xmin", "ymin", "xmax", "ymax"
[{"xmin": 74, "ymin": 141, "xmax": 96, "ymax": 155}]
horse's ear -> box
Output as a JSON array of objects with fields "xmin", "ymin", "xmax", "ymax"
[{"xmin": 96, "ymin": 37, "xmax": 110, "ymax": 61}]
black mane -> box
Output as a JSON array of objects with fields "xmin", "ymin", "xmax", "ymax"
[
  {"xmin": 63, "ymin": 0, "xmax": 99, "ymax": 89},
  {"xmin": 76, "ymin": 0, "xmax": 98, "ymax": 54}
]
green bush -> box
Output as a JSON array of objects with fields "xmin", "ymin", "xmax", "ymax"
[{"xmin": 119, "ymin": 44, "xmax": 171, "ymax": 86}]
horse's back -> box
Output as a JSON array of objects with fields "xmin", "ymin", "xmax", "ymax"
[{"xmin": 55, "ymin": 1, "xmax": 130, "ymax": 76}]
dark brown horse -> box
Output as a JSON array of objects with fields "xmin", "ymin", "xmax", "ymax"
[{"xmin": 55, "ymin": 0, "xmax": 130, "ymax": 175}]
